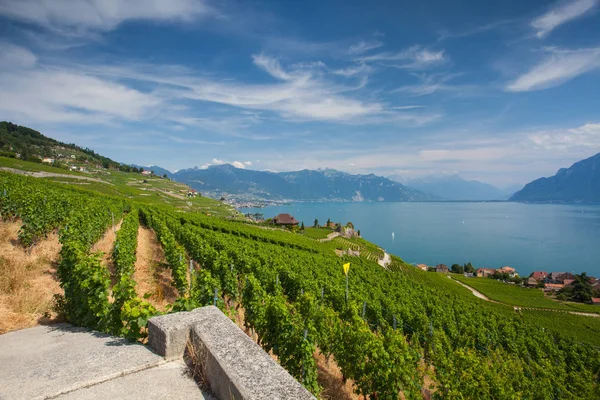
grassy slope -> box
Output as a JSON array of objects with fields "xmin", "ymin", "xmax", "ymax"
[
  {"xmin": 454, "ymin": 274, "xmax": 600, "ymax": 314},
  {"xmin": 0, "ymin": 156, "xmax": 240, "ymax": 218},
  {"xmin": 302, "ymin": 227, "xmax": 333, "ymax": 239}
]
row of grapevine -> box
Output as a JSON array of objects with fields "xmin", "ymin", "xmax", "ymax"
[
  {"xmin": 109, "ymin": 208, "xmax": 156, "ymax": 340},
  {"xmin": 150, "ymin": 207, "xmax": 600, "ymax": 399}
]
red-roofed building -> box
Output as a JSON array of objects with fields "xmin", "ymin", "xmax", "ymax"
[
  {"xmin": 530, "ymin": 271, "xmax": 548, "ymax": 281},
  {"xmin": 272, "ymin": 213, "xmax": 299, "ymax": 226},
  {"xmin": 563, "ymin": 279, "xmax": 575, "ymax": 286},
  {"xmin": 592, "ymin": 298, "xmax": 600, "ymax": 306},
  {"xmin": 477, "ymin": 268, "xmax": 496, "ymax": 278},
  {"xmin": 498, "ymin": 266, "xmax": 517, "ymax": 277}
]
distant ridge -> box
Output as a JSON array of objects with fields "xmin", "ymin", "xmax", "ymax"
[
  {"xmin": 389, "ymin": 173, "xmax": 508, "ymax": 201},
  {"xmin": 511, "ymin": 153, "xmax": 600, "ymax": 202},
  {"xmin": 173, "ymin": 164, "xmax": 439, "ymax": 202}
]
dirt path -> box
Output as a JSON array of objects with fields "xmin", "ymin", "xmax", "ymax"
[
  {"xmin": 91, "ymin": 218, "xmax": 123, "ymax": 282},
  {"xmin": 449, "ymin": 276, "xmax": 600, "ymax": 317},
  {"xmin": 0, "ymin": 220, "xmax": 63, "ymax": 333},
  {"xmin": 319, "ymin": 232, "xmax": 340, "ymax": 242},
  {"xmin": 378, "ymin": 252, "xmax": 391, "ymax": 269},
  {"xmin": 0, "ymin": 167, "xmax": 112, "ymax": 184},
  {"xmin": 449, "ymin": 276, "xmax": 491, "ymax": 301},
  {"xmin": 133, "ymin": 225, "xmax": 177, "ymax": 311}
]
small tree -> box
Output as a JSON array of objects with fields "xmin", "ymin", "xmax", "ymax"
[
  {"xmin": 357, "ymin": 229, "xmax": 361, "ymax": 236},
  {"xmin": 314, "ymin": 218, "xmax": 319, "ymax": 228},
  {"xmin": 163, "ymin": 173, "xmax": 168, "ymax": 179},
  {"xmin": 571, "ymin": 272, "xmax": 593, "ymax": 303},
  {"xmin": 451, "ymin": 264, "xmax": 464, "ymax": 274},
  {"xmin": 464, "ymin": 262, "xmax": 475, "ymax": 274},
  {"xmin": 326, "ymin": 218, "xmax": 331, "ymax": 226},
  {"xmin": 346, "ymin": 221, "xmax": 354, "ymax": 229},
  {"xmin": 301, "ymin": 221, "xmax": 305, "ymax": 231}
]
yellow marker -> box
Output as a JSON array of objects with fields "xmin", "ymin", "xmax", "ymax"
[{"xmin": 343, "ymin": 262, "xmax": 350, "ymax": 275}]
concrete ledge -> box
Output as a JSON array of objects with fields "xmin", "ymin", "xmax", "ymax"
[
  {"xmin": 148, "ymin": 306, "xmax": 315, "ymax": 400},
  {"xmin": 148, "ymin": 308, "xmax": 205, "ymax": 361}
]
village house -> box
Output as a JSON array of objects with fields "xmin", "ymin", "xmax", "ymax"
[
  {"xmin": 141, "ymin": 170, "xmax": 152, "ymax": 176},
  {"xmin": 187, "ymin": 189, "xmax": 199, "ymax": 198},
  {"xmin": 562, "ymin": 279, "xmax": 575, "ymax": 286},
  {"xmin": 497, "ymin": 266, "xmax": 518, "ymax": 277},
  {"xmin": 592, "ymin": 298, "xmax": 600, "ymax": 306},
  {"xmin": 435, "ymin": 264, "xmax": 449, "ymax": 273},
  {"xmin": 272, "ymin": 213, "xmax": 299, "ymax": 226},
  {"xmin": 544, "ymin": 283, "xmax": 564, "ymax": 292},
  {"xmin": 477, "ymin": 268, "xmax": 496, "ymax": 277},
  {"xmin": 463, "ymin": 272, "xmax": 474, "ymax": 278},
  {"xmin": 527, "ymin": 277, "xmax": 539, "ymax": 287},
  {"xmin": 41, "ymin": 157, "xmax": 55, "ymax": 164},
  {"xmin": 546, "ymin": 272, "xmax": 574, "ymax": 284},
  {"xmin": 530, "ymin": 271, "xmax": 548, "ymax": 281},
  {"xmin": 416, "ymin": 264, "xmax": 429, "ymax": 271}
]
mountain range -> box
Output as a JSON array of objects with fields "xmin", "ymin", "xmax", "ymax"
[
  {"xmin": 388, "ymin": 174, "xmax": 518, "ymax": 201},
  {"xmin": 172, "ymin": 164, "xmax": 438, "ymax": 202},
  {"xmin": 4, "ymin": 121, "xmax": 600, "ymax": 203},
  {"xmin": 510, "ymin": 153, "xmax": 600, "ymax": 203}
]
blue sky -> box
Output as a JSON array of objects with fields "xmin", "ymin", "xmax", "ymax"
[{"xmin": 1, "ymin": 0, "xmax": 600, "ymax": 187}]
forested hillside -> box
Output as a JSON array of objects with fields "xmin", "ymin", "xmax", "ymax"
[
  {"xmin": 1, "ymin": 121, "xmax": 135, "ymax": 172},
  {"xmin": 1, "ymin": 170, "xmax": 599, "ymax": 399}
]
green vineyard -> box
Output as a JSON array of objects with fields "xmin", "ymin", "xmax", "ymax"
[{"xmin": 1, "ymin": 170, "xmax": 599, "ymax": 399}]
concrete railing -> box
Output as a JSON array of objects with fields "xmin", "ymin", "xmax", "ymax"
[{"xmin": 148, "ymin": 306, "xmax": 315, "ymax": 400}]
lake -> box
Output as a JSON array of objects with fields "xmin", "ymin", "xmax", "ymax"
[{"xmin": 241, "ymin": 202, "xmax": 600, "ymax": 277}]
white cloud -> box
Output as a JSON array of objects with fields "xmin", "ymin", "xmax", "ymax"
[
  {"xmin": 348, "ymin": 40, "xmax": 383, "ymax": 55},
  {"xmin": 394, "ymin": 73, "xmax": 465, "ymax": 96},
  {"xmin": 357, "ymin": 45, "xmax": 446, "ymax": 69},
  {"xmin": 0, "ymin": 0, "xmax": 214, "ymax": 33},
  {"xmin": 532, "ymin": 0, "xmax": 597, "ymax": 38},
  {"xmin": 202, "ymin": 158, "xmax": 252, "ymax": 169},
  {"xmin": 0, "ymin": 42, "xmax": 37, "ymax": 68},
  {"xmin": 506, "ymin": 47, "xmax": 600, "ymax": 91},
  {"xmin": 332, "ymin": 63, "xmax": 372, "ymax": 77},
  {"xmin": 528, "ymin": 122, "xmax": 600, "ymax": 149},
  {"xmin": 0, "ymin": 66, "xmax": 161, "ymax": 123}
]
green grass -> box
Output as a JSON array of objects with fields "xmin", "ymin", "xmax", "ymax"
[
  {"xmin": 303, "ymin": 227, "xmax": 333, "ymax": 239},
  {"xmin": 520, "ymin": 310, "xmax": 600, "ymax": 347},
  {"xmin": 0, "ymin": 156, "xmax": 81, "ymax": 175},
  {"xmin": 454, "ymin": 275, "xmax": 600, "ymax": 314},
  {"xmin": 0, "ymin": 156, "xmax": 241, "ymax": 218}
]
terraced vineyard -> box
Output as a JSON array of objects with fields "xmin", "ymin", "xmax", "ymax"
[{"xmin": 1, "ymin": 170, "xmax": 600, "ymax": 399}]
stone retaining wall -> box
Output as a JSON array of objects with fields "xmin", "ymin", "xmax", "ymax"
[{"xmin": 148, "ymin": 306, "xmax": 315, "ymax": 400}]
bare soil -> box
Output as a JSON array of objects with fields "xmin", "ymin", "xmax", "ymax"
[
  {"xmin": 133, "ymin": 225, "xmax": 177, "ymax": 311},
  {"xmin": 91, "ymin": 218, "xmax": 123, "ymax": 283},
  {"xmin": 0, "ymin": 219, "xmax": 63, "ymax": 333}
]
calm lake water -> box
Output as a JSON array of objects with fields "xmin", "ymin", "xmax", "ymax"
[{"xmin": 241, "ymin": 202, "xmax": 600, "ymax": 277}]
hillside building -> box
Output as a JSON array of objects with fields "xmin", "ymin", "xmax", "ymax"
[
  {"xmin": 272, "ymin": 213, "xmax": 299, "ymax": 226},
  {"xmin": 476, "ymin": 268, "xmax": 496, "ymax": 277}
]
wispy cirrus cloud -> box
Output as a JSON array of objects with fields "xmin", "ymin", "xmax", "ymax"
[
  {"xmin": 394, "ymin": 73, "xmax": 471, "ymax": 96},
  {"xmin": 0, "ymin": 0, "xmax": 215, "ymax": 33},
  {"xmin": 506, "ymin": 47, "xmax": 600, "ymax": 91},
  {"xmin": 357, "ymin": 45, "xmax": 446, "ymax": 69},
  {"xmin": 348, "ymin": 40, "xmax": 383, "ymax": 55},
  {"xmin": 531, "ymin": 0, "xmax": 598, "ymax": 38}
]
